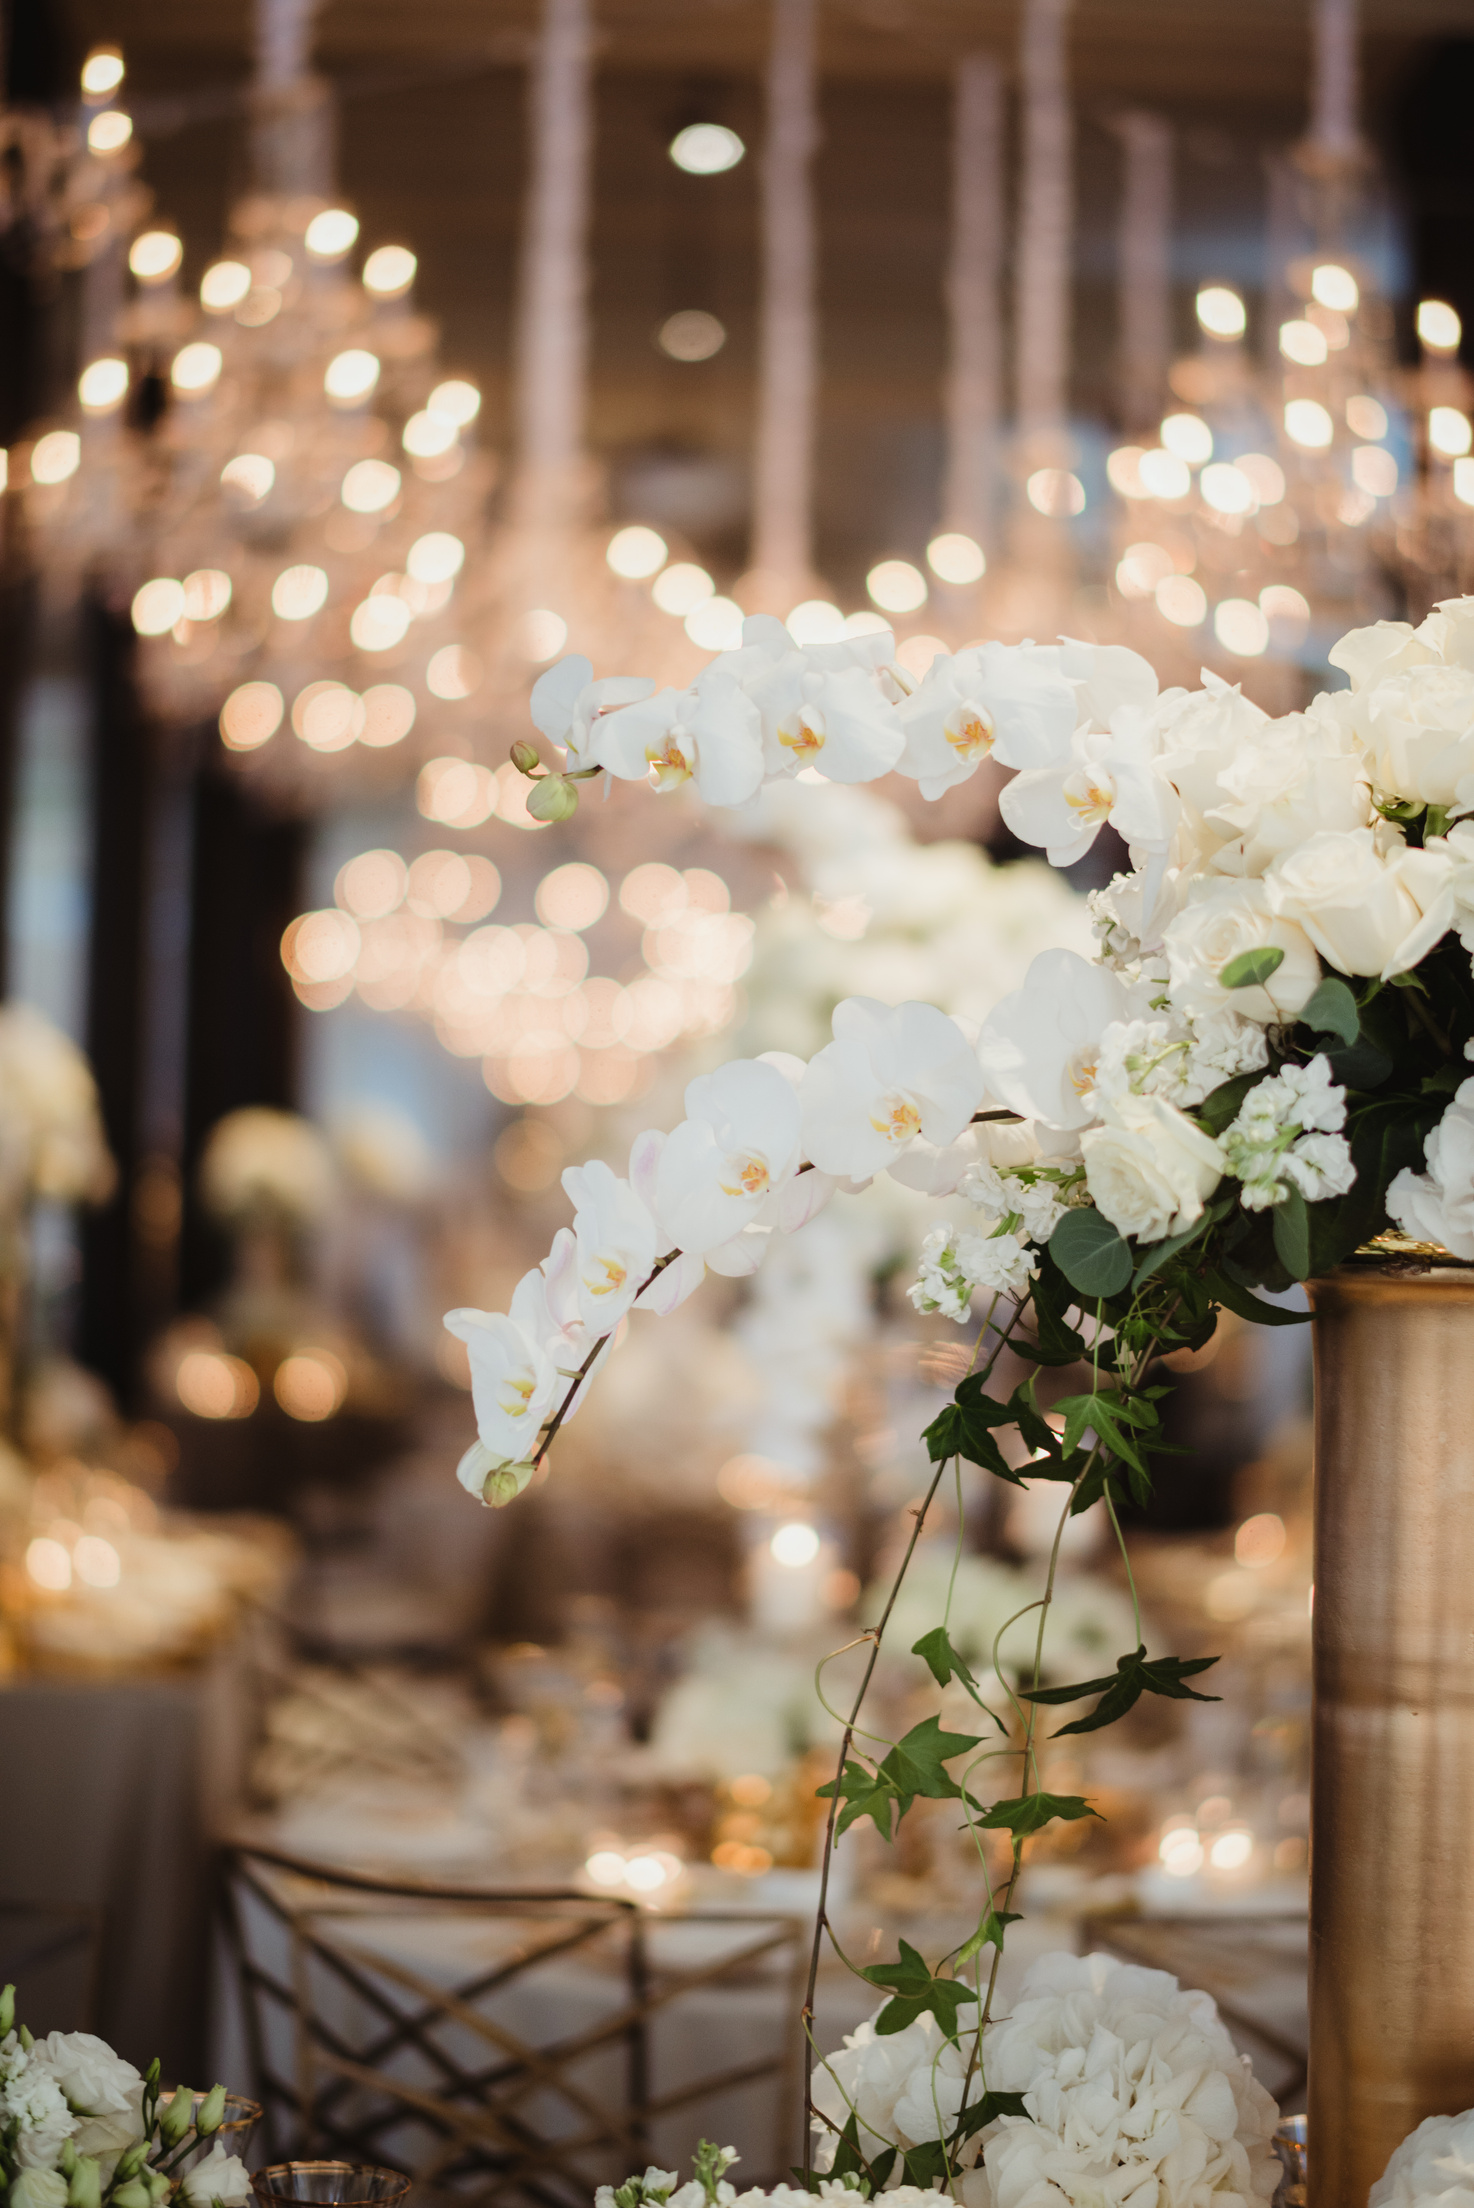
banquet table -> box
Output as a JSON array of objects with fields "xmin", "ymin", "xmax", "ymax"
[{"xmin": 0, "ymin": 1642, "xmax": 250, "ymax": 2078}]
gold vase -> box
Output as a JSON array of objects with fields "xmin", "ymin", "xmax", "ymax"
[{"xmin": 1307, "ymin": 1257, "xmax": 1474, "ymax": 2207}]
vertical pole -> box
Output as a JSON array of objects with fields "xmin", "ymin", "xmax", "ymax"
[
  {"xmin": 1014, "ymin": 0, "xmax": 1072, "ymax": 445},
  {"xmin": 513, "ymin": 0, "xmax": 593, "ymax": 522},
  {"xmin": 1308, "ymin": 0, "xmax": 1359, "ymax": 166},
  {"xmin": 750, "ymin": 0, "xmax": 819, "ymax": 589},
  {"xmin": 943, "ymin": 54, "xmax": 1004, "ymax": 546},
  {"xmin": 1115, "ymin": 112, "xmax": 1172, "ymax": 436}
]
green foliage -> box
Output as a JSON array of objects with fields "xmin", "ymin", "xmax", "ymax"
[
  {"xmin": 1020, "ymin": 1646, "xmax": 1220, "ymax": 1735},
  {"xmin": 974, "ymin": 1791, "xmax": 1100, "ymax": 1836},
  {"xmin": 816, "ymin": 1716, "xmax": 984, "ymax": 1840},
  {"xmin": 1220, "ymin": 945, "xmax": 1285, "ymax": 989},
  {"xmin": 911, "ymin": 1628, "xmax": 1007, "ymax": 1724},
  {"xmin": 1049, "ymin": 1207, "xmax": 1132, "ymax": 1297},
  {"xmin": 861, "ymin": 1939, "xmax": 978, "ymax": 2037},
  {"xmin": 1301, "ymin": 975, "xmax": 1360, "ymax": 1048}
]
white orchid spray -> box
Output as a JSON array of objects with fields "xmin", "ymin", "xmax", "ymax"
[{"xmin": 451, "ymin": 594, "xmax": 1474, "ymax": 2190}]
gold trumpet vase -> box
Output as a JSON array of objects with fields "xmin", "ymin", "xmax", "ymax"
[{"xmin": 1307, "ymin": 1256, "xmax": 1474, "ymax": 2207}]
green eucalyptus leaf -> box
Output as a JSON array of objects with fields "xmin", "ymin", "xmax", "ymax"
[
  {"xmin": 1220, "ymin": 945, "xmax": 1285, "ymax": 990},
  {"xmin": 1301, "ymin": 975, "xmax": 1360, "ymax": 1049},
  {"xmin": 1050, "ymin": 1208, "xmax": 1132, "ymax": 1298}
]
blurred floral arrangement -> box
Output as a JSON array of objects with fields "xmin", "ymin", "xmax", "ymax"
[
  {"xmin": 0, "ymin": 1990, "xmax": 248, "ymax": 2208},
  {"xmin": 197, "ymin": 1108, "xmax": 335, "ymax": 1232},
  {"xmin": 0, "ymin": 1007, "xmax": 114, "ymax": 1216}
]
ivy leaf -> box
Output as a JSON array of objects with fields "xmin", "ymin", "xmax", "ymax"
[
  {"xmin": 805, "ymin": 2114, "xmax": 894, "ymax": 2193},
  {"xmin": 1131, "ymin": 1217, "xmax": 1210, "ymax": 1294},
  {"xmin": 953, "ymin": 2092, "xmax": 1030, "ymax": 2145},
  {"xmin": 1053, "ymin": 1388, "xmax": 1159, "ymax": 1479},
  {"xmin": 1015, "ymin": 1254, "xmax": 1090, "ymax": 1366},
  {"xmin": 923, "ymin": 1392, "xmax": 1026, "ymax": 1482},
  {"xmin": 1220, "ymin": 945, "xmax": 1285, "ymax": 989},
  {"xmin": 901, "ymin": 2144, "xmax": 949, "ymax": 2189},
  {"xmin": 880, "ymin": 1715, "xmax": 985, "ymax": 1808},
  {"xmin": 1271, "ymin": 1184, "xmax": 1312, "ymax": 1281},
  {"xmin": 1020, "ymin": 1646, "xmax": 1220, "ymax": 1735},
  {"xmin": 815, "ymin": 1759, "xmax": 904, "ymax": 1841},
  {"xmin": 1050, "ymin": 1208, "xmax": 1132, "ymax": 1298},
  {"xmin": 955, "ymin": 1910, "xmax": 1022, "ymax": 1969},
  {"xmin": 974, "ymin": 1791, "xmax": 1099, "ymax": 1836},
  {"xmin": 861, "ymin": 1939, "xmax": 976, "ymax": 2039},
  {"xmin": 1301, "ymin": 975, "xmax": 1360, "ymax": 1049},
  {"xmin": 1202, "ymin": 1266, "xmax": 1311, "ymax": 1327},
  {"xmin": 911, "ymin": 1629, "xmax": 1007, "ymax": 1726}
]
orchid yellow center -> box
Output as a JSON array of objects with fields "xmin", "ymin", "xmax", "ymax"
[
  {"xmin": 870, "ymin": 1092, "xmax": 922, "ymax": 1143},
  {"xmin": 945, "ymin": 703, "xmax": 995, "ymax": 761},
  {"xmin": 498, "ymin": 1369, "xmax": 537, "ymax": 1419},
  {"xmin": 646, "ymin": 733, "xmax": 692, "ymax": 792},
  {"xmin": 778, "ymin": 708, "xmax": 825, "ymax": 762},
  {"xmin": 1067, "ymin": 1052, "xmax": 1098, "ymax": 1097},
  {"xmin": 585, "ymin": 1254, "xmax": 627, "ymax": 1297},
  {"xmin": 1061, "ymin": 768, "xmax": 1115, "ymax": 823},
  {"xmin": 719, "ymin": 1152, "xmax": 771, "ymax": 1198}
]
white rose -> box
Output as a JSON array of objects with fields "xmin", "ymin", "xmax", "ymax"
[
  {"xmin": 1371, "ymin": 2108, "xmax": 1474, "ymax": 2208},
  {"xmin": 1155, "ymin": 669, "xmax": 1270, "ymax": 821},
  {"xmin": 1265, "ymin": 827, "xmax": 1424, "ymax": 978},
  {"xmin": 1206, "ymin": 709, "xmax": 1372, "ymax": 875},
  {"xmin": 180, "ymin": 2146, "xmax": 252, "ymax": 2208},
  {"xmin": 1349, "ymin": 662, "xmax": 1474, "ymax": 808},
  {"xmin": 1418, "ymin": 594, "xmax": 1474, "ymax": 672},
  {"xmin": 1327, "ymin": 618, "xmax": 1438, "ymax": 689},
  {"xmin": 1080, "ymin": 1094, "xmax": 1225, "ymax": 1243},
  {"xmin": 27, "ymin": 2035, "xmax": 141, "ymax": 2119},
  {"xmin": 1387, "ymin": 1079, "xmax": 1474, "ymax": 1259},
  {"xmin": 1162, "ymin": 878, "xmax": 1321, "ymax": 1025}
]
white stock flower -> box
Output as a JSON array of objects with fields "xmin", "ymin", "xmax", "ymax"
[
  {"xmin": 528, "ymin": 654, "xmax": 656, "ymax": 770},
  {"xmin": 1265, "ymin": 827, "xmax": 1425, "ymax": 978},
  {"xmin": 895, "ymin": 642, "xmax": 1076, "ymax": 799},
  {"xmin": 1000, "ymin": 712, "xmax": 1180, "ymax": 868},
  {"xmin": 0, "ymin": 2034, "xmax": 78, "ymax": 2171},
  {"xmin": 979, "ymin": 1951, "xmax": 1280, "ymax": 2208},
  {"xmin": 1388, "ymin": 1076, "xmax": 1474, "ymax": 1258},
  {"xmin": 1081, "ymin": 1094, "xmax": 1225, "ymax": 1243},
  {"xmin": 1163, "ymin": 878, "xmax": 1321, "ymax": 1025},
  {"xmin": 561, "ymin": 1156, "xmax": 661, "ymax": 1327},
  {"xmin": 654, "ymin": 1057, "xmax": 803, "ymax": 1255},
  {"xmin": 977, "ymin": 950, "xmax": 1129, "ymax": 1130},
  {"xmin": 1088, "ymin": 1013, "xmax": 1268, "ymax": 1118},
  {"xmin": 1221, "ymin": 1058, "xmax": 1355, "ymax": 1212},
  {"xmin": 590, "ymin": 668, "xmax": 766, "ymax": 807},
  {"xmin": 1370, "ymin": 2108, "xmax": 1474, "ymax": 2208},
  {"xmin": 801, "ymin": 997, "xmax": 983, "ymax": 1178},
  {"xmin": 959, "ymin": 1156, "xmax": 1073, "ymax": 1242},
  {"xmin": 180, "ymin": 2146, "xmax": 252, "ymax": 2208},
  {"xmin": 909, "ymin": 1223, "xmax": 1038, "ymax": 1321}
]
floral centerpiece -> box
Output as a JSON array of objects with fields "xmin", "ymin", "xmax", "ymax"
[
  {"xmin": 0, "ymin": 1986, "xmax": 249, "ymax": 2208},
  {"xmin": 448, "ymin": 599, "xmax": 1474, "ymax": 2188}
]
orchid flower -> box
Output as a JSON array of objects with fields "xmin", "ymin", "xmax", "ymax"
[
  {"xmin": 654, "ymin": 1056, "xmax": 805, "ymax": 1256},
  {"xmin": 977, "ymin": 949, "xmax": 1130, "ymax": 1131},
  {"xmin": 999, "ymin": 709, "xmax": 1181, "ymax": 867},
  {"xmin": 591, "ymin": 668, "xmax": 766, "ymax": 807},
  {"xmin": 800, "ymin": 996, "xmax": 984, "ymax": 1178},
  {"xmin": 895, "ymin": 642, "xmax": 1077, "ymax": 800},
  {"xmin": 560, "ymin": 1156, "xmax": 661, "ymax": 1329},
  {"xmin": 528, "ymin": 654, "xmax": 656, "ymax": 771}
]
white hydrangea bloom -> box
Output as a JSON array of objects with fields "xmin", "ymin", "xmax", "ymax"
[
  {"xmin": 0, "ymin": 2035, "xmax": 78, "ymax": 2172},
  {"xmin": 1370, "ymin": 2108, "xmax": 1474, "ymax": 2208},
  {"xmin": 909, "ymin": 1225, "xmax": 1038, "ymax": 1322},
  {"xmin": 1221, "ymin": 1056, "xmax": 1355, "ymax": 1213}
]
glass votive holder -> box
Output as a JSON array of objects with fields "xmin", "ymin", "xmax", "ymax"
[
  {"xmin": 169, "ymin": 2094, "xmax": 263, "ymax": 2174},
  {"xmin": 250, "ymin": 2164, "xmax": 409, "ymax": 2208},
  {"xmin": 1272, "ymin": 2115, "xmax": 1308, "ymax": 2208}
]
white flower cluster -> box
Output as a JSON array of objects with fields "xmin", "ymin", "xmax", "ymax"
[
  {"xmin": 595, "ymin": 2149, "xmax": 936, "ymax": 2208},
  {"xmin": 0, "ymin": 1007, "xmax": 114, "ymax": 1207},
  {"xmin": 909, "ymin": 1223, "xmax": 1039, "ymax": 1323},
  {"xmin": 0, "ymin": 2030, "xmax": 145, "ymax": 2173},
  {"xmin": 1388, "ymin": 1069, "xmax": 1474, "ymax": 1257},
  {"xmin": 812, "ymin": 1951, "xmax": 1280, "ymax": 2208},
  {"xmin": 1370, "ymin": 2109, "xmax": 1474, "ymax": 2208},
  {"xmin": 1220, "ymin": 1056, "xmax": 1355, "ymax": 1212}
]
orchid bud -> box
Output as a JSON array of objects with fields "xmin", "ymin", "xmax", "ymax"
[
  {"xmin": 195, "ymin": 2084, "xmax": 227, "ymax": 2137},
  {"xmin": 510, "ymin": 741, "xmax": 540, "ymax": 776},
  {"xmin": 68, "ymin": 2157, "xmax": 102, "ymax": 2208},
  {"xmin": 0, "ymin": 1982, "xmax": 14, "ymax": 2037},
  {"xmin": 526, "ymin": 773, "xmax": 578, "ymax": 823},
  {"xmin": 110, "ymin": 2184, "xmax": 152, "ymax": 2208},
  {"xmin": 482, "ymin": 1461, "xmax": 535, "ymax": 1508},
  {"xmin": 19, "ymin": 2022, "xmax": 33, "ymax": 2050},
  {"xmin": 114, "ymin": 2142, "xmax": 150, "ymax": 2183},
  {"xmin": 158, "ymin": 2086, "xmax": 194, "ymax": 2148}
]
